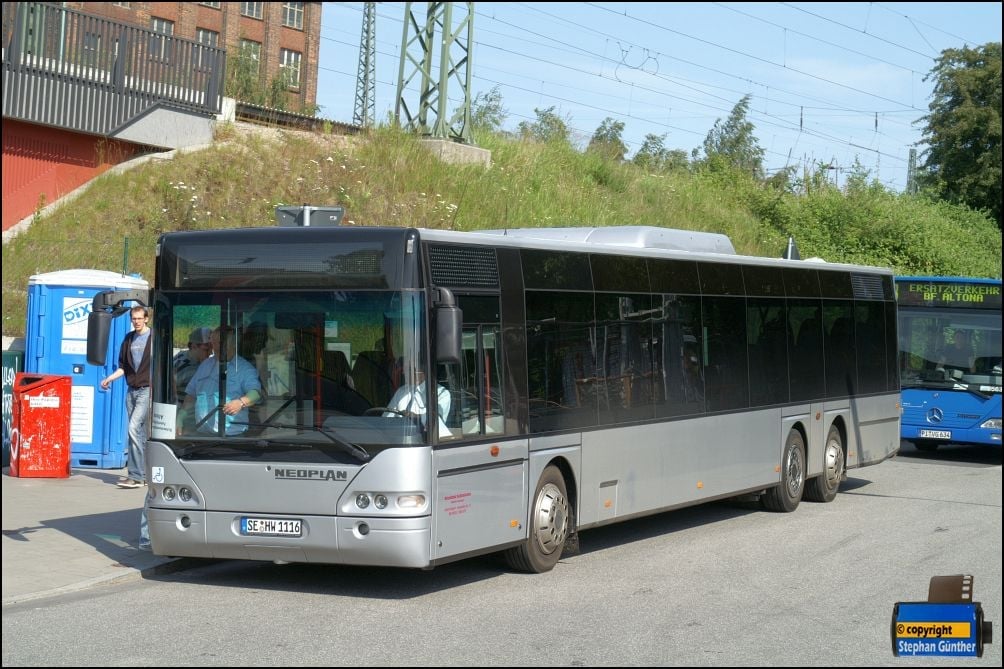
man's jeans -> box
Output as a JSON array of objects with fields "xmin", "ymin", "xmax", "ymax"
[{"xmin": 125, "ymin": 386, "xmax": 150, "ymax": 482}]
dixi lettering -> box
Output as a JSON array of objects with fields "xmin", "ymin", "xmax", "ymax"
[{"xmin": 62, "ymin": 304, "xmax": 92, "ymax": 323}]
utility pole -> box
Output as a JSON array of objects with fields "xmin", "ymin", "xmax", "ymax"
[
  {"xmin": 353, "ymin": 2, "xmax": 377, "ymax": 128},
  {"xmin": 394, "ymin": 2, "xmax": 474, "ymax": 144},
  {"xmin": 906, "ymin": 148, "xmax": 917, "ymax": 194}
]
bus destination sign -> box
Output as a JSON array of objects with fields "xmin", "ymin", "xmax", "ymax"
[{"xmin": 896, "ymin": 281, "xmax": 1001, "ymax": 309}]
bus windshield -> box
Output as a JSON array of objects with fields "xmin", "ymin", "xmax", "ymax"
[
  {"xmin": 151, "ymin": 289, "xmax": 431, "ymax": 459},
  {"xmin": 898, "ymin": 307, "xmax": 1002, "ymax": 391}
]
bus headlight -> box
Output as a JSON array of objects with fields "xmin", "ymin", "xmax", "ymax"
[
  {"xmin": 981, "ymin": 418, "xmax": 1001, "ymax": 430},
  {"xmin": 397, "ymin": 494, "xmax": 426, "ymax": 509},
  {"xmin": 350, "ymin": 492, "xmax": 427, "ymax": 513},
  {"xmin": 162, "ymin": 486, "xmax": 176, "ymax": 501}
]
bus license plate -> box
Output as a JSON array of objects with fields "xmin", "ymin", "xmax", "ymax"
[
  {"xmin": 241, "ymin": 517, "xmax": 302, "ymax": 537},
  {"xmin": 918, "ymin": 429, "xmax": 951, "ymax": 440}
]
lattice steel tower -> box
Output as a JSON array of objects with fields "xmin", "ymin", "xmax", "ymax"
[
  {"xmin": 354, "ymin": 2, "xmax": 377, "ymax": 128},
  {"xmin": 394, "ymin": 2, "xmax": 474, "ymax": 144}
]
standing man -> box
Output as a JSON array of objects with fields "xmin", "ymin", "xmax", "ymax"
[{"xmin": 100, "ymin": 305, "xmax": 152, "ymax": 489}]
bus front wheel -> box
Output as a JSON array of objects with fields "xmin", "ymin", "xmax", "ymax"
[
  {"xmin": 804, "ymin": 425, "xmax": 844, "ymax": 503},
  {"xmin": 762, "ymin": 429, "xmax": 805, "ymax": 512},
  {"xmin": 504, "ymin": 465, "xmax": 569, "ymax": 573}
]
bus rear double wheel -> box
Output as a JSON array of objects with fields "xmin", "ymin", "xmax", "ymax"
[{"xmin": 762, "ymin": 428, "xmax": 806, "ymax": 512}]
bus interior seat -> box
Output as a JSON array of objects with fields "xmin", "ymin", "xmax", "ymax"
[
  {"xmin": 320, "ymin": 351, "xmax": 370, "ymax": 416},
  {"xmin": 351, "ymin": 350, "xmax": 393, "ymax": 407}
]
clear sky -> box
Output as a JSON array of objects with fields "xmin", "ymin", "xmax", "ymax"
[{"xmin": 316, "ymin": 2, "xmax": 1002, "ymax": 191}]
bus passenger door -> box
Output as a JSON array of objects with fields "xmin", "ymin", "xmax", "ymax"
[
  {"xmin": 432, "ymin": 326, "xmax": 528, "ymax": 560},
  {"xmin": 431, "ymin": 439, "xmax": 528, "ymax": 561}
]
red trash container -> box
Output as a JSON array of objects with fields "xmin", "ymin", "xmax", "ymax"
[{"xmin": 10, "ymin": 373, "xmax": 72, "ymax": 478}]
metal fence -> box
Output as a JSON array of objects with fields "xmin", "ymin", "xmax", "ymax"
[{"xmin": 2, "ymin": 2, "xmax": 225, "ymax": 136}]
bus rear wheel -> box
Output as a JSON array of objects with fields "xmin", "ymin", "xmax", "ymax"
[
  {"xmin": 804, "ymin": 425, "xmax": 844, "ymax": 503},
  {"xmin": 504, "ymin": 465, "xmax": 569, "ymax": 573},
  {"xmin": 762, "ymin": 428, "xmax": 805, "ymax": 512}
]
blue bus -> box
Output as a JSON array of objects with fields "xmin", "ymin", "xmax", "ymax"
[{"xmin": 896, "ymin": 277, "xmax": 1002, "ymax": 450}]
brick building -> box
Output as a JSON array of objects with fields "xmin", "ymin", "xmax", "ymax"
[{"xmin": 64, "ymin": 1, "xmax": 322, "ymax": 113}]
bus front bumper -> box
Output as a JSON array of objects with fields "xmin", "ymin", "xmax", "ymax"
[{"xmin": 148, "ymin": 507, "xmax": 433, "ymax": 567}]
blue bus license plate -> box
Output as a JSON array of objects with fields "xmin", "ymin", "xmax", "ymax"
[
  {"xmin": 241, "ymin": 517, "xmax": 302, "ymax": 537},
  {"xmin": 918, "ymin": 429, "xmax": 951, "ymax": 439}
]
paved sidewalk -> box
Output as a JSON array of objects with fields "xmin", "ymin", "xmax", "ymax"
[{"xmin": 2, "ymin": 467, "xmax": 183, "ymax": 605}]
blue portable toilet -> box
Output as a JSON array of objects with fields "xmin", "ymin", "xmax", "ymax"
[{"xmin": 25, "ymin": 269, "xmax": 149, "ymax": 469}]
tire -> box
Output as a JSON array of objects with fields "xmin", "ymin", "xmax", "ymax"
[
  {"xmin": 914, "ymin": 440, "xmax": 940, "ymax": 453},
  {"xmin": 762, "ymin": 428, "xmax": 806, "ymax": 512},
  {"xmin": 504, "ymin": 465, "xmax": 570, "ymax": 573},
  {"xmin": 804, "ymin": 424, "xmax": 844, "ymax": 503}
]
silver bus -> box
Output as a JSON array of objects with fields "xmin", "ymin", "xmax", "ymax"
[{"xmin": 87, "ymin": 224, "xmax": 901, "ymax": 572}]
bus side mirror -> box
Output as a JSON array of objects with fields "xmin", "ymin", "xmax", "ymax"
[
  {"xmin": 87, "ymin": 310, "xmax": 114, "ymax": 366},
  {"xmin": 435, "ymin": 288, "xmax": 462, "ymax": 365}
]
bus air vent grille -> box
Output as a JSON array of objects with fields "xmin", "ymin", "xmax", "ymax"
[
  {"xmin": 851, "ymin": 274, "xmax": 885, "ymax": 300},
  {"xmin": 428, "ymin": 245, "xmax": 499, "ymax": 288}
]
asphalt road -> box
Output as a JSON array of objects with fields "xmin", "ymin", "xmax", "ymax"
[{"xmin": 2, "ymin": 440, "xmax": 1000, "ymax": 667}]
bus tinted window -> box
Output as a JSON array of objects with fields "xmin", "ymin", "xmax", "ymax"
[
  {"xmin": 652, "ymin": 294, "xmax": 704, "ymax": 417},
  {"xmin": 819, "ymin": 271, "xmax": 853, "ymax": 298},
  {"xmin": 521, "ymin": 250, "xmax": 591, "ymax": 290},
  {"xmin": 747, "ymin": 298, "xmax": 789, "ymax": 406},
  {"xmin": 699, "ymin": 263, "xmax": 745, "ymax": 296},
  {"xmin": 702, "ymin": 296, "xmax": 749, "ymax": 411},
  {"xmin": 591, "ymin": 255, "xmax": 649, "ymax": 293},
  {"xmin": 855, "ymin": 301, "xmax": 888, "ymax": 394},
  {"xmin": 743, "ymin": 265, "xmax": 785, "ymax": 297},
  {"xmin": 648, "ymin": 258, "xmax": 700, "ymax": 295},
  {"xmin": 823, "ymin": 301, "xmax": 855, "ymax": 397},
  {"xmin": 594, "ymin": 292, "xmax": 656, "ymax": 424},
  {"xmin": 526, "ymin": 290, "xmax": 595, "ymax": 432},
  {"xmin": 788, "ymin": 299, "xmax": 825, "ymax": 400},
  {"xmin": 784, "ymin": 268, "xmax": 820, "ymax": 298}
]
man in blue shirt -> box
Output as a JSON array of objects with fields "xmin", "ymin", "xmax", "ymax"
[{"xmin": 180, "ymin": 325, "xmax": 262, "ymax": 436}]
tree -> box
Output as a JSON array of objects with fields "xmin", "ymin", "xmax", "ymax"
[
  {"xmin": 917, "ymin": 42, "xmax": 1002, "ymax": 226},
  {"xmin": 633, "ymin": 133, "xmax": 689, "ymax": 172},
  {"xmin": 468, "ymin": 85, "xmax": 508, "ymax": 133},
  {"xmin": 225, "ymin": 50, "xmax": 294, "ymax": 111},
  {"xmin": 587, "ymin": 117, "xmax": 628, "ymax": 161},
  {"xmin": 517, "ymin": 106, "xmax": 571, "ymax": 145},
  {"xmin": 697, "ymin": 95, "xmax": 765, "ymax": 179}
]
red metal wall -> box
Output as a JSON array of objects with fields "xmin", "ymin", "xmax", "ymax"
[{"xmin": 2, "ymin": 120, "xmax": 140, "ymax": 232}]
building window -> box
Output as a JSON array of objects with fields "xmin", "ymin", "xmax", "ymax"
[
  {"xmin": 200, "ymin": 2, "xmax": 221, "ymax": 8},
  {"xmin": 240, "ymin": 2, "xmax": 263, "ymax": 20},
  {"xmin": 239, "ymin": 39, "xmax": 261, "ymax": 75},
  {"xmin": 195, "ymin": 28, "xmax": 219, "ymax": 69},
  {"xmin": 112, "ymin": 2, "xmax": 131, "ymax": 7},
  {"xmin": 282, "ymin": 2, "xmax": 304, "ymax": 30},
  {"xmin": 280, "ymin": 48, "xmax": 301, "ymax": 89},
  {"xmin": 196, "ymin": 28, "xmax": 219, "ymax": 48},
  {"xmin": 149, "ymin": 17, "xmax": 174, "ymax": 62}
]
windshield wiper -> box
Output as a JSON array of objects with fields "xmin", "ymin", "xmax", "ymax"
[
  {"xmin": 952, "ymin": 382, "xmax": 994, "ymax": 401},
  {"xmin": 175, "ymin": 440, "xmax": 269, "ymax": 458},
  {"xmin": 231, "ymin": 421, "xmax": 371, "ymax": 463}
]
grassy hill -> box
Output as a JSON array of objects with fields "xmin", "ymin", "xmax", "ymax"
[{"xmin": 2, "ymin": 122, "xmax": 1001, "ymax": 339}]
